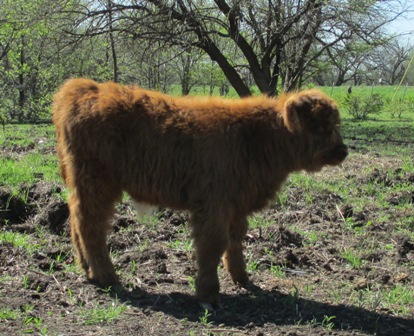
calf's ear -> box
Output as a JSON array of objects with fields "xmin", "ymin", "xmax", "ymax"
[
  {"xmin": 283, "ymin": 96, "xmax": 306, "ymax": 133},
  {"xmin": 282, "ymin": 90, "xmax": 336, "ymax": 133}
]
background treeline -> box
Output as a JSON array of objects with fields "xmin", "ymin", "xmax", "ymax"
[{"xmin": 0, "ymin": 0, "xmax": 413, "ymax": 122}]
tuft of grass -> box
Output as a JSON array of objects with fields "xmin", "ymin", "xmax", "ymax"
[
  {"xmin": 341, "ymin": 250, "xmax": 364, "ymax": 269},
  {"xmin": 24, "ymin": 316, "xmax": 45, "ymax": 334},
  {"xmin": 0, "ymin": 307, "xmax": 19, "ymax": 321},
  {"xmin": 0, "ymin": 231, "xmax": 39, "ymax": 255},
  {"xmin": 167, "ymin": 237, "xmax": 193, "ymax": 252},
  {"xmin": 198, "ymin": 309, "xmax": 212, "ymax": 327},
  {"xmin": 298, "ymin": 228, "xmax": 325, "ymax": 246},
  {"xmin": 247, "ymin": 260, "xmax": 259, "ymax": 273},
  {"xmin": 248, "ymin": 214, "xmax": 274, "ymax": 229},
  {"xmin": 270, "ymin": 265, "xmax": 286, "ymax": 278},
  {"xmin": 308, "ymin": 315, "xmax": 336, "ymax": 331},
  {"xmin": 282, "ymin": 287, "xmax": 300, "ymax": 310},
  {"xmin": 82, "ymin": 299, "xmax": 126, "ymax": 325},
  {"xmin": 382, "ymin": 284, "xmax": 414, "ymax": 314},
  {"xmin": 187, "ymin": 276, "xmax": 196, "ymax": 293}
]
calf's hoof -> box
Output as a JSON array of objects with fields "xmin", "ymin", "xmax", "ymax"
[{"xmin": 87, "ymin": 269, "xmax": 120, "ymax": 289}]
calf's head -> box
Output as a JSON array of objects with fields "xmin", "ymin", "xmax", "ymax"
[{"xmin": 283, "ymin": 89, "xmax": 348, "ymax": 172}]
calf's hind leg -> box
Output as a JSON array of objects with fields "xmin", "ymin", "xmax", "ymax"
[
  {"xmin": 191, "ymin": 210, "xmax": 230, "ymax": 306},
  {"xmin": 222, "ymin": 216, "xmax": 249, "ymax": 286},
  {"xmin": 68, "ymin": 181, "xmax": 121, "ymax": 287}
]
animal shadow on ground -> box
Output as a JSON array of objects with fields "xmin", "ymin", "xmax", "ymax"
[{"xmin": 115, "ymin": 285, "xmax": 414, "ymax": 336}]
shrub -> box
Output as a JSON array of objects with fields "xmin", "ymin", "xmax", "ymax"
[
  {"xmin": 387, "ymin": 97, "xmax": 414, "ymax": 119},
  {"xmin": 343, "ymin": 93, "xmax": 384, "ymax": 120}
]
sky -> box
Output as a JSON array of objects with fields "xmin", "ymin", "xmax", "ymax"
[
  {"xmin": 389, "ymin": 17, "xmax": 413, "ymax": 35},
  {"xmin": 388, "ymin": 8, "xmax": 414, "ymax": 43}
]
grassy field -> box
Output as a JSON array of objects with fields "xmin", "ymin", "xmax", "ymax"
[{"xmin": 0, "ymin": 87, "xmax": 413, "ymax": 335}]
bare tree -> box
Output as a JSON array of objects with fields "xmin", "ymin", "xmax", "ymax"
[
  {"xmin": 371, "ymin": 39, "xmax": 413, "ymax": 85},
  {"xmin": 324, "ymin": 38, "xmax": 375, "ymax": 86},
  {"xmin": 65, "ymin": 0, "xmax": 409, "ymax": 95},
  {"xmin": 174, "ymin": 49, "xmax": 204, "ymax": 95}
]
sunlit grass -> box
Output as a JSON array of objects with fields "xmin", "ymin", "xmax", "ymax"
[
  {"xmin": 0, "ymin": 231, "xmax": 40, "ymax": 254},
  {"xmin": 0, "ymin": 307, "xmax": 19, "ymax": 321},
  {"xmin": 81, "ymin": 300, "xmax": 126, "ymax": 325}
]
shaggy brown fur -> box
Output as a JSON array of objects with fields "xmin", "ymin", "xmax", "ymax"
[{"xmin": 53, "ymin": 78, "xmax": 348, "ymax": 305}]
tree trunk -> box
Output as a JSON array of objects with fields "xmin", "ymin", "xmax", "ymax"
[
  {"xmin": 201, "ymin": 40, "xmax": 252, "ymax": 97},
  {"xmin": 108, "ymin": 0, "xmax": 118, "ymax": 82},
  {"xmin": 335, "ymin": 71, "xmax": 346, "ymax": 86},
  {"xmin": 18, "ymin": 36, "xmax": 26, "ymax": 122},
  {"xmin": 180, "ymin": 54, "xmax": 191, "ymax": 95}
]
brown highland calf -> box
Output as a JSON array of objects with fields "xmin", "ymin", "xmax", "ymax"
[{"xmin": 53, "ymin": 78, "xmax": 348, "ymax": 306}]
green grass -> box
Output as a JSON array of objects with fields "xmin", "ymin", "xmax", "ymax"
[
  {"xmin": 184, "ymin": 84, "xmax": 414, "ymax": 109},
  {"xmin": 382, "ymin": 284, "xmax": 414, "ymax": 314},
  {"xmin": 248, "ymin": 213, "xmax": 275, "ymax": 229},
  {"xmin": 0, "ymin": 307, "xmax": 19, "ymax": 321},
  {"xmin": 0, "ymin": 124, "xmax": 60, "ymax": 194},
  {"xmin": 0, "ymin": 124, "xmax": 55, "ymax": 147},
  {"xmin": 270, "ymin": 265, "xmax": 286, "ymax": 278},
  {"xmin": 247, "ymin": 260, "xmax": 259, "ymax": 273},
  {"xmin": 81, "ymin": 299, "xmax": 126, "ymax": 325},
  {"xmin": 341, "ymin": 250, "xmax": 364, "ymax": 269},
  {"xmin": 0, "ymin": 231, "xmax": 40, "ymax": 254},
  {"xmin": 341, "ymin": 121, "xmax": 414, "ymax": 158},
  {"xmin": 198, "ymin": 309, "xmax": 213, "ymax": 327},
  {"xmin": 307, "ymin": 315, "xmax": 336, "ymax": 331},
  {"xmin": 347, "ymin": 283, "xmax": 414, "ymax": 315},
  {"xmin": 167, "ymin": 238, "xmax": 193, "ymax": 252},
  {"xmin": 0, "ymin": 153, "xmax": 59, "ymax": 188},
  {"xmin": 0, "ymin": 304, "xmax": 49, "ymax": 335},
  {"xmin": 318, "ymin": 86, "xmax": 414, "ymax": 134},
  {"xmin": 321, "ymin": 85, "xmax": 414, "ymax": 108},
  {"xmin": 300, "ymin": 229, "xmax": 326, "ymax": 246}
]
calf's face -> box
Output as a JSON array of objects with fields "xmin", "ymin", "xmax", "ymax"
[{"xmin": 283, "ymin": 90, "xmax": 348, "ymax": 172}]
